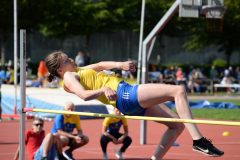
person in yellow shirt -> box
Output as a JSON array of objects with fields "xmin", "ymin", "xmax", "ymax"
[
  {"xmin": 8, "ymin": 66, "xmax": 14, "ymax": 84},
  {"xmin": 44, "ymin": 51, "xmax": 224, "ymax": 160},
  {"xmin": 3, "ymin": 66, "xmax": 14, "ymax": 84},
  {"xmin": 101, "ymin": 108, "xmax": 132, "ymax": 160},
  {"xmin": 51, "ymin": 101, "xmax": 89, "ymax": 160}
]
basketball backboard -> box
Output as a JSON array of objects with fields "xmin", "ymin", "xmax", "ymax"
[{"xmin": 179, "ymin": 0, "xmax": 227, "ymax": 19}]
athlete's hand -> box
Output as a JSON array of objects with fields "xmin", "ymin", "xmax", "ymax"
[
  {"xmin": 75, "ymin": 135, "xmax": 82, "ymax": 143},
  {"xmin": 103, "ymin": 87, "xmax": 118, "ymax": 101},
  {"xmin": 118, "ymin": 61, "xmax": 136, "ymax": 72},
  {"xmin": 117, "ymin": 138, "xmax": 124, "ymax": 144},
  {"xmin": 112, "ymin": 138, "xmax": 118, "ymax": 144}
]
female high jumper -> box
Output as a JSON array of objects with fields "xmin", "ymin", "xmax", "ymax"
[{"xmin": 45, "ymin": 51, "xmax": 224, "ymax": 160}]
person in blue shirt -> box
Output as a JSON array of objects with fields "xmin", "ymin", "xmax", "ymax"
[
  {"xmin": 31, "ymin": 76, "xmax": 45, "ymax": 88},
  {"xmin": 51, "ymin": 101, "xmax": 89, "ymax": 160},
  {"xmin": 100, "ymin": 108, "xmax": 132, "ymax": 160}
]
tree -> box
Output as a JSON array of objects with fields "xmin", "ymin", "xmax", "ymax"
[
  {"xmin": 183, "ymin": 0, "xmax": 240, "ymax": 66},
  {"xmin": 0, "ymin": 0, "xmax": 13, "ymax": 69},
  {"xmin": 41, "ymin": 0, "xmax": 133, "ymax": 52},
  {"xmin": 0, "ymin": 0, "xmax": 48, "ymax": 69}
]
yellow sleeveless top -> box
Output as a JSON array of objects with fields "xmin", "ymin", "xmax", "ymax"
[{"xmin": 63, "ymin": 68, "xmax": 122, "ymax": 108}]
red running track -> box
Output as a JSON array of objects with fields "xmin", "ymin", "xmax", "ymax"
[{"xmin": 0, "ymin": 118, "xmax": 239, "ymax": 160}]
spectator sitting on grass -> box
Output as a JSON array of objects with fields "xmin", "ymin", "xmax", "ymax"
[
  {"xmin": 2, "ymin": 66, "xmax": 14, "ymax": 84},
  {"xmin": 148, "ymin": 71, "xmax": 163, "ymax": 83},
  {"xmin": 163, "ymin": 67, "xmax": 170, "ymax": 77},
  {"xmin": 221, "ymin": 74, "xmax": 238, "ymax": 93},
  {"xmin": 195, "ymin": 68, "xmax": 203, "ymax": 79},
  {"xmin": 234, "ymin": 66, "xmax": 240, "ymax": 80},
  {"xmin": 169, "ymin": 66, "xmax": 176, "ymax": 79},
  {"xmin": 114, "ymin": 69, "xmax": 122, "ymax": 78},
  {"xmin": 228, "ymin": 66, "xmax": 234, "ymax": 78},
  {"xmin": 122, "ymin": 70, "xmax": 134, "ymax": 79},
  {"xmin": 176, "ymin": 67, "xmax": 187, "ymax": 87},
  {"xmin": 210, "ymin": 65, "xmax": 219, "ymax": 79},
  {"xmin": 44, "ymin": 77, "xmax": 60, "ymax": 88},
  {"xmin": 193, "ymin": 73, "xmax": 203, "ymax": 93},
  {"xmin": 31, "ymin": 76, "xmax": 45, "ymax": 88},
  {"xmin": 188, "ymin": 69, "xmax": 203, "ymax": 93},
  {"xmin": 164, "ymin": 73, "xmax": 175, "ymax": 85}
]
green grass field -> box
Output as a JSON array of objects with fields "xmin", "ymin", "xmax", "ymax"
[
  {"xmin": 124, "ymin": 79, "xmax": 240, "ymax": 121},
  {"xmin": 172, "ymin": 99, "xmax": 240, "ymax": 121},
  {"xmin": 190, "ymin": 99, "xmax": 240, "ymax": 106},
  {"xmin": 172, "ymin": 108, "xmax": 240, "ymax": 121}
]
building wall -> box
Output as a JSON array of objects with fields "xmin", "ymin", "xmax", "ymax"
[{"xmin": 1, "ymin": 30, "xmax": 239, "ymax": 65}]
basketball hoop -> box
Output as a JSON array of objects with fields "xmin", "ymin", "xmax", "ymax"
[
  {"xmin": 204, "ymin": 6, "xmax": 227, "ymax": 32},
  {"xmin": 179, "ymin": 0, "xmax": 228, "ymax": 32}
]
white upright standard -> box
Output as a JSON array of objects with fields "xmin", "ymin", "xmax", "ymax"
[{"xmin": 19, "ymin": 29, "xmax": 26, "ymax": 160}]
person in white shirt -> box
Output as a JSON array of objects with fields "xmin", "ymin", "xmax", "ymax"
[
  {"xmin": 75, "ymin": 52, "xmax": 84, "ymax": 67},
  {"xmin": 121, "ymin": 70, "xmax": 133, "ymax": 79}
]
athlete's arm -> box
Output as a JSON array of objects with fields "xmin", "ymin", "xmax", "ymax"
[
  {"xmin": 118, "ymin": 125, "xmax": 128, "ymax": 143},
  {"xmin": 57, "ymin": 129, "xmax": 81, "ymax": 143},
  {"xmin": 64, "ymin": 72, "xmax": 118, "ymax": 101},
  {"xmin": 77, "ymin": 129, "xmax": 84, "ymax": 143},
  {"xmin": 81, "ymin": 61, "xmax": 136, "ymax": 72},
  {"xmin": 102, "ymin": 125, "xmax": 118, "ymax": 144},
  {"xmin": 57, "ymin": 129, "xmax": 76, "ymax": 139},
  {"xmin": 77, "ymin": 129, "xmax": 83, "ymax": 137}
]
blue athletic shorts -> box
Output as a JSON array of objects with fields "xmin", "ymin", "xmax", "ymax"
[
  {"xmin": 34, "ymin": 140, "xmax": 58, "ymax": 160},
  {"xmin": 116, "ymin": 81, "xmax": 146, "ymax": 116}
]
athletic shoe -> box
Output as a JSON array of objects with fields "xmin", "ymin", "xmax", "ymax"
[
  {"xmin": 193, "ymin": 137, "xmax": 224, "ymax": 157},
  {"xmin": 59, "ymin": 154, "xmax": 68, "ymax": 160},
  {"xmin": 115, "ymin": 149, "xmax": 124, "ymax": 159},
  {"xmin": 102, "ymin": 153, "xmax": 109, "ymax": 160},
  {"xmin": 63, "ymin": 150, "xmax": 75, "ymax": 160}
]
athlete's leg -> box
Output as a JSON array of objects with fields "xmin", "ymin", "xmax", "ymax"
[
  {"xmin": 112, "ymin": 133, "xmax": 132, "ymax": 153},
  {"xmin": 120, "ymin": 135, "xmax": 132, "ymax": 153},
  {"xmin": 60, "ymin": 136, "xmax": 69, "ymax": 148},
  {"xmin": 68, "ymin": 135, "xmax": 89, "ymax": 151},
  {"xmin": 138, "ymin": 83, "xmax": 202, "ymax": 140},
  {"xmin": 100, "ymin": 134, "xmax": 112, "ymax": 153},
  {"xmin": 144, "ymin": 104, "xmax": 185, "ymax": 160}
]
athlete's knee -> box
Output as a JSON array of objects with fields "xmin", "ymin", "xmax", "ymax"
[
  {"xmin": 175, "ymin": 123, "xmax": 185, "ymax": 135},
  {"xmin": 126, "ymin": 136, "xmax": 132, "ymax": 144},
  {"xmin": 61, "ymin": 136, "xmax": 69, "ymax": 147},
  {"xmin": 52, "ymin": 133, "xmax": 61, "ymax": 143},
  {"xmin": 175, "ymin": 85, "xmax": 186, "ymax": 97},
  {"xmin": 82, "ymin": 135, "xmax": 89, "ymax": 144},
  {"xmin": 100, "ymin": 134, "xmax": 108, "ymax": 142},
  {"xmin": 169, "ymin": 122, "xmax": 185, "ymax": 135},
  {"xmin": 45, "ymin": 133, "xmax": 53, "ymax": 140},
  {"xmin": 53, "ymin": 133, "xmax": 60, "ymax": 139},
  {"xmin": 100, "ymin": 136, "xmax": 107, "ymax": 145}
]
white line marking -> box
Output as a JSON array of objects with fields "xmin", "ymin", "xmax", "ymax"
[
  {"xmin": 0, "ymin": 152, "xmax": 28, "ymax": 155},
  {"xmin": 72, "ymin": 142, "xmax": 240, "ymax": 158}
]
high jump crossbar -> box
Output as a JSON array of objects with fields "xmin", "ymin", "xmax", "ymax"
[{"xmin": 23, "ymin": 108, "xmax": 240, "ymax": 126}]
